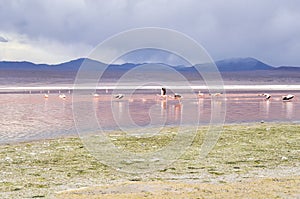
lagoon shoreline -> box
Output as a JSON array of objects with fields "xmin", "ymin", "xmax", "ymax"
[{"xmin": 0, "ymin": 122, "xmax": 299, "ymax": 198}]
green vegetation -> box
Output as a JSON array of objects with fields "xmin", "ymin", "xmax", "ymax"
[{"xmin": 0, "ymin": 123, "xmax": 299, "ymax": 198}]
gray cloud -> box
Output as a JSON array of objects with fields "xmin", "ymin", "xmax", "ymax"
[
  {"xmin": 0, "ymin": 36, "xmax": 8, "ymax": 42},
  {"xmin": 0, "ymin": 0, "xmax": 299, "ymax": 66}
]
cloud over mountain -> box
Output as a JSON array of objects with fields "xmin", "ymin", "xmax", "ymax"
[{"xmin": 0, "ymin": 0, "xmax": 300, "ymax": 66}]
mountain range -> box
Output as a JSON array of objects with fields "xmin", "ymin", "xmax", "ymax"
[
  {"xmin": 1, "ymin": 57, "xmax": 300, "ymax": 85},
  {"xmin": 0, "ymin": 57, "xmax": 298, "ymax": 72}
]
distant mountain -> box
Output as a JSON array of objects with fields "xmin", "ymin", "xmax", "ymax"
[
  {"xmin": 0, "ymin": 58, "xmax": 143, "ymax": 72},
  {"xmin": 0, "ymin": 61, "xmax": 47, "ymax": 70},
  {"xmin": 0, "ymin": 57, "xmax": 299, "ymax": 72},
  {"xmin": 215, "ymin": 57, "xmax": 274, "ymax": 71},
  {"xmin": 273, "ymin": 66, "xmax": 300, "ymax": 71},
  {"xmin": 0, "ymin": 58, "xmax": 99, "ymax": 71}
]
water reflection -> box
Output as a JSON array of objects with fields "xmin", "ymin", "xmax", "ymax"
[
  {"xmin": 112, "ymin": 100, "xmax": 129, "ymax": 127},
  {"xmin": 283, "ymin": 101, "xmax": 293, "ymax": 119},
  {"xmin": 260, "ymin": 100, "xmax": 270, "ymax": 118},
  {"xmin": 198, "ymin": 98, "xmax": 204, "ymax": 109},
  {"xmin": 211, "ymin": 98, "xmax": 225, "ymax": 123},
  {"xmin": 1, "ymin": 91, "xmax": 300, "ymax": 144},
  {"xmin": 43, "ymin": 97, "xmax": 49, "ymax": 111},
  {"xmin": 160, "ymin": 100, "xmax": 167, "ymax": 115},
  {"xmin": 174, "ymin": 103, "xmax": 182, "ymax": 121}
]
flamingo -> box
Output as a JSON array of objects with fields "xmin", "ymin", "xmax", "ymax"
[
  {"xmin": 157, "ymin": 87, "xmax": 168, "ymax": 99},
  {"xmin": 161, "ymin": 88, "xmax": 166, "ymax": 96},
  {"xmin": 93, "ymin": 93, "xmax": 100, "ymax": 98},
  {"xmin": 210, "ymin": 93, "xmax": 222, "ymax": 97},
  {"xmin": 59, "ymin": 94, "xmax": 66, "ymax": 99},
  {"xmin": 198, "ymin": 91, "xmax": 204, "ymax": 98},
  {"xmin": 259, "ymin": 93, "xmax": 271, "ymax": 100},
  {"xmin": 282, "ymin": 94, "xmax": 294, "ymax": 101},
  {"xmin": 174, "ymin": 93, "xmax": 182, "ymax": 100},
  {"xmin": 115, "ymin": 94, "xmax": 124, "ymax": 99}
]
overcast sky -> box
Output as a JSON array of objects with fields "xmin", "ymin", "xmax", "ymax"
[{"xmin": 0, "ymin": 0, "xmax": 299, "ymax": 66}]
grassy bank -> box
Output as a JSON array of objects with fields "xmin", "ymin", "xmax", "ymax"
[{"xmin": 0, "ymin": 123, "xmax": 299, "ymax": 198}]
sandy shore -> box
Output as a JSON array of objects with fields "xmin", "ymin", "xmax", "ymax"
[
  {"xmin": 0, "ymin": 123, "xmax": 299, "ymax": 198},
  {"xmin": 57, "ymin": 176, "xmax": 300, "ymax": 199}
]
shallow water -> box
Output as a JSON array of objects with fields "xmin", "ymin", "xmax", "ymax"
[{"xmin": 1, "ymin": 90, "xmax": 300, "ymax": 143}]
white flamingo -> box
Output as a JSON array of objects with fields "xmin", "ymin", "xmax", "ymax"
[
  {"xmin": 259, "ymin": 93, "xmax": 271, "ymax": 100},
  {"xmin": 92, "ymin": 93, "xmax": 100, "ymax": 98},
  {"xmin": 59, "ymin": 94, "xmax": 66, "ymax": 99}
]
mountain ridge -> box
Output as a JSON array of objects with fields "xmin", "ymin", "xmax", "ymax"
[{"xmin": 0, "ymin": 57, "xmax": 299, "ymax": 72}]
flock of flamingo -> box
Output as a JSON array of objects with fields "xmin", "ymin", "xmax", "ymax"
[
  {"xmin": 42, "ymin": 88, "xmax": 295, "ymax": 102},
  {"xmin": 259, "ymin": 93, "xmax": 295, "ymax": 101}
]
